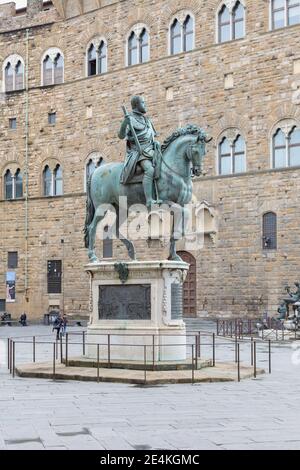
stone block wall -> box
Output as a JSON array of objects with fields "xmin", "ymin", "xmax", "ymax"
[{"xmin": 0, "ymin": 0, "xmax": 300, "ymax": 319}]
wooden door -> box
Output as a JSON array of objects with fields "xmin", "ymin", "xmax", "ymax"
[{"xmin": 178, "ymin": 251, "xmax": 197, "ymax": 317}]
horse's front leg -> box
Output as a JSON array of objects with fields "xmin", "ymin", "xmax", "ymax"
[
  {"xmin": 168, "ymin": 204, "xmax": 186, "ymax": 262},
  {"xmin": 88, "ymin": 208, "xmax": 107, "ymax": 263}
]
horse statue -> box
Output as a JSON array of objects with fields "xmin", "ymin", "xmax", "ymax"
[{"xmin": 84, "ymin": 124, "xmax": 211, "ymax": 263}]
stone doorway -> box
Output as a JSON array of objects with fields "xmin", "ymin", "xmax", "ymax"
[{"xmin": 177, "ymin": 251, "xmax": 197, "ymax": 317}]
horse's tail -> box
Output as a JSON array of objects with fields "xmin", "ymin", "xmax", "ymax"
[{"xmin": 84, "ymin": 174, "xmax": 96, "ymax": 249}]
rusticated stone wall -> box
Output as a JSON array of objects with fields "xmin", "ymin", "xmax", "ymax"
[{"xmin": 1, "ymin": 0, "xmax": 300, "ymax": 319}]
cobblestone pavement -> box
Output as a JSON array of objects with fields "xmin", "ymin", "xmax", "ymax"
[{"xmin": 0, "ymin": 324, "xmax": 300, "ymax": 450}]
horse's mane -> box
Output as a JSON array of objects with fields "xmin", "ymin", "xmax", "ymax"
[{"xmin": 161, "ymin": 124, "xmax": 206, "ymax": 152}]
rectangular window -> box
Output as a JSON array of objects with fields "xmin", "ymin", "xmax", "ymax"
[
  {"xmin": 8, "ymin": 252, "xmax": 18, "ymax": 269},
  {"xmin": 9, "ymin": 118, "xmax": 17, "ymax": 130},
  {"xmin": 48, "ymin": 112, "xmax": 56, "ymax": 125},
  {"xmin": 47, "ymin": 260, "xmax": 62, "ymax": 294}
]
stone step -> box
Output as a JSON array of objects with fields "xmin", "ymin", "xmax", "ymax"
[{"xmin": 63, "ymin": 357, "xmax": 212, "ymax": 371}]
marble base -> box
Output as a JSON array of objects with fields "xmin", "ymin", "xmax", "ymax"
[{"xmin": 85, "ymin": 260, "xmax": 189, "ymax": 362}]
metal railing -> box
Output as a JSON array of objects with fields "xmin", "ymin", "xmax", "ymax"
[
  {"xmin": 216, "ymin": 317, "xmax": 299, "ymax": 341},
  {"xmin": 4, "ymin": 330, "xmax": 272, "ymax": 385}
]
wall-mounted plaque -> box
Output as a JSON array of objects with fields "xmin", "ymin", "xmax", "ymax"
[
  {"xmin": 98, "ymin": 284, "xmax": 151, "ymax": 320},
  {"xmin": 171, "ymin": 283, "xmax": 183, "ymax": 320}
]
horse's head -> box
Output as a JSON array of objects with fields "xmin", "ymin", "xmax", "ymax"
[{"xmin": 187, "ymin": 132, "xmax": 212, "ymax": 177}]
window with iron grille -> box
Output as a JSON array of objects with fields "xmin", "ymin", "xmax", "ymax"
[
  {"xmin": 8, "ymin": 252, "xmax": 18, "ymax": 269},
  {"xmin": 47, "ymin": 260, "xmax": 62, "ymax": 294},
  {"xmin": 263, "ymin": 212, "xmax": 277, "ymax": 250}
]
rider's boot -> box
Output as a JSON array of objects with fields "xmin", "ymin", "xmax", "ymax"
[{"xmin": 143, "ymin": 173, "xmax": 157, "ymax": 209}]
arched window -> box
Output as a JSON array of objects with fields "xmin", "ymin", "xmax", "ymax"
[
  {"xmin": 42, "ymin": 49, "xmax": 64, "ymax": 86},
  {"xmin": 219, "ymin": 137, "xmax": 231, "ymax": 174},
  {"xmin": 3, "ymin": 55, "xmax": 25, "ymax": 92},
  {"xmin": 4, "ymin": 170, "xmax": 13, "ymax": 200},
  {"xmin": 183, "ymin": 15, "xmax": 194, "ymax": 52},
  {"xmin": 271, "ymin": 0, "xmax": 300, "ymax": 29},
  {"xmin": 273, "ymin": 129, "xmax": 286, "ymax": 168},
  {"xmin": 219, "ymin": 5, "xmax": 231, "ymax": 42},
  {"xmin": 218, "ymin": 2, "xmax": 245, "ymax": 43},
  {"xmin": 233, "ymin": 2, "xmax": 245, "ymax": 39},
  {"xmin": 272, "ymin": 126, "xmax": 300, "ymax": 168},
  {"xmin": 5, "ymin": 63, "xmax": 14, "ymax": 92},
  {"xmin": 4, "ymin": 169, "xmax": 23, "ymax": 200},
  {"xmin": 127, "ymin": 28, "xmax": 149, "ymax": 66},
  {"xmin": 289, "ymin": 127, "xmax": 300, "ymax": 166},
  {"xmin": 263, "ymin": 212, "xmax": 277, "ymax": 250},
  {"xmin": 171, "ymin": 19, "xmax": 182, "ymax": 55},
  {"xmin": 233, "ymin": 135, "xmax": 246, "ymax": 173},
  {"xmin": 15, "ymin": 61, "xmax": 24, "ymax": 90},
  {"xmin": 87, "ymin": 40, "xmax": 108, "ymax": 76},
  {"xmin": 54, "ymin": 53, "xmax": 64, "ymax": 84},
  {"xmin": 219, "ymin": 134, "xmax": 246, "ymax": 174},
  {"xmin": 54, "ymin": 165, "xmax": 63, "ymax": 196},
  {"xmin": 98, "ymin": 41, "xmax": 107, "ymax": 74},
  {"xmin": 139, "ymin": 29, "xmax": 149, "ymax": 63},
  {"xmin": 43, "ymin": 166, "xmax": 52, "ymax": 196},
  {"xmin": 15, "ymin": 169, "xmax": 23, "ymax": 199},
  {"xmin": 170, "ymin": 15, "xmax": 195, "ymax": 54},
  {"xmin": 88, "ymin": 44, "xmax": 96, "ymax": 76},
  {"xmin": 128, "ymin": 32, "xmax": 138, "ymax": 66}
]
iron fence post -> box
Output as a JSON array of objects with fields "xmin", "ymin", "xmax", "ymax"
[
  {"xmin": 216, "ymin": 319, "xmax": 219, "ymax": 336},
  {"xmin": 195, "ymin": 335, "xmax": 198, "ymax": 370},
  {"xmin": 7, "ymin": 338, "xmax": 10, "ymax": 370},
  {"xmin": 60, "ymin": 335, "xmax": 63, "ymax": 363},
  {"xmin": 83, "ymin": 331, "xmax": 86, "ymax": 356},
  {"xmin": 65, "ymin": 333, "xmax": 68, "ymax": 367},
  {"xmin": 268, "ymin": 340, "xmax": 271, "ymax": 374},
  {"xmin": 53, "ymin": 342, "xmax": 56, "ymax": 381},
  {"xmin": 198, "ymin": 331, "xmax": 201, "ymax": 358},
  {"xmin": 235, "ymin": 334, "xmax": 238, "ymax": 363},
  {"xmin": 254, "ymin": 341, "xmax": 257, "ymax": 378},
  {"xmin": 9, "ymin": 339, "xmax": 12, "ymax": 374},
  {"xmin": 152, "ymin": 335, "xmax": 155, "ymax": 371},
  {"xmin": 237, "ymin": 343, "xmax": 240, "ymax": 382},
  {"xmin": 12, "ymin": 341, "xmax": 15, "ymax": 378},
  {"xmin": 33, "ymin": 336, "xmax": 36, "ymax": 363},
  {"xmin": 144, "ymin": 345, "xmax": 147, "ymax": 385},
  {"xmin": 108, "ymin": 334, "xmax": 111, "ymax": 368},
  {"xmin": 192, "ymin": 344, "xmax": 195, "ymax": 384},
  {"xmin": 97, "ymin": 344, "xmax": 100, "ymax": 383},
  {"xmin": 212, "ymin": 333, "xmax": 215, "ymax": 367},
  {"xmin": 251, "ymin": 337, "xmax": 253, "ymax": 366}
]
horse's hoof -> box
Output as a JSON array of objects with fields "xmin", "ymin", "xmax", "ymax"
[{"xmin": 89, "ymin": 256, "xmax": 99, "ymax": 264}]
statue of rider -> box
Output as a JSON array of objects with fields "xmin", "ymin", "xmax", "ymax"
[{"xmin": 118, "ymin": 95, "xmax": 162, "ymax": 208}]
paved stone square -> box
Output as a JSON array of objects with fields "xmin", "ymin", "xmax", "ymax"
[{"xmin": 0, "ymin": 324, "xmax": 300, "ymax": 450}]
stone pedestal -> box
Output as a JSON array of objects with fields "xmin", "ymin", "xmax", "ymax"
[{"xmin": 85, "ymin": 260, "xmax": 189, "ymax": 362}]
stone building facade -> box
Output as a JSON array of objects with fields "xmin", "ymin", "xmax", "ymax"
[{"xmin": 1, "ymin": 0, "xmax": 300, "ymax": 320}]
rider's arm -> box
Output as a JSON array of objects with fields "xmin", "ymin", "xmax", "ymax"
[{"xmin": 118, "ymin": 117, "xmax": 129, "ymax": 140}]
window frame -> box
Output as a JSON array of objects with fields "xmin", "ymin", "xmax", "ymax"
[
  {"xmin": 272, "ymin": 126, "xmax": 300, "ymax": 168},
  {"xmin": 217, "ymin": 1, "xmax": 245, "ymax": 43},
  {"xmin": 47, "ymin": 260, "xmax": 62, "ymax": 294},
  {"xmin": 3, "ymin": 55, "xmax": 25, "ymax": 93},
  {"xmin": 262, "ymin": 212, "xmax": 277, "ymax": 250},
  {"xmin": 4, "ymin": 169, "xmax": 23, "ymax": 200},
  {"xmin": 41, "ymin": 48, "xmax": 64, "ymax": 86},
  {"xmin": 8, "ymin": 252, "xmax": 18, "ymax": 269},
  {"xmin": 271, "ymin": 0, "xmax": 300, "ymax": 29},
  {"xmin": 170, "ymin": 14, "xmax": 195, "ymax": 55},
  {"xmin": 218, "ymin": 134, "xmax": 246, "ymax": 175}
]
